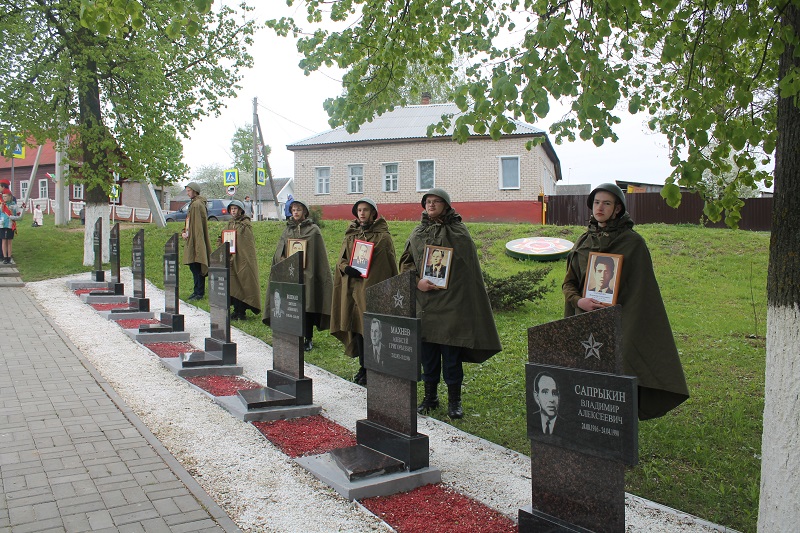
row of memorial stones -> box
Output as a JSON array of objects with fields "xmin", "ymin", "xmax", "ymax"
[{"xmin": 79, "ymin": 217, "xmax": 639, "ymax": 533}]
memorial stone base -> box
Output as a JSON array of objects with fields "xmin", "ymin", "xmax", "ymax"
[{"xmin": 295, "ymin": 452, "xmax": 441, "ymax": 501}]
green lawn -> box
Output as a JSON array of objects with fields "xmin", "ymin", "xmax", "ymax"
[{"xmin": 14, "ymin": 214, "xmax": 768, "ymax": 532}]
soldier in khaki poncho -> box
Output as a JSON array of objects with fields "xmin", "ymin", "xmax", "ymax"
[
  {"xmin": 182, "ymin": 182, "xmax": 211, "ymax": 301},
  {"xmin": 563, "ymin": 183, "xmax": 689, "ymax": 420},
  {"xmin": 399, "ymin": 188, "xmax": 502, "ymax": 419},
  {"xmin": 221, "ymin": 200, "xmax": 261, "ymax": 320},
  {"xmin": 330, "ymin": 198, "xmax": 398, "ymax": 385}
]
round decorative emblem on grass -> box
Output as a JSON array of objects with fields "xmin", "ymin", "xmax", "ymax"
[{"xmin": 505, "ymin": 237, "xmax": 574, "ymax": 261}]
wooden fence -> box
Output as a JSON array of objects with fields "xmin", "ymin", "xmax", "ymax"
[{"xmin": 546, "ymin": 192, "xmax": 772, "ymax": 231}]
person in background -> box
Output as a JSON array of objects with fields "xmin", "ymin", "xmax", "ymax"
[
  {"xmin": 562, "ymin": 183, "xmax": 689, "ymax": 420},
  {"xmin": 1, "ymin": 188, "xmax": 22, "ymax": 264},
  {"xmin": 182, "ymin": 182, "xmax": 211, "ymax": 301},
  {"xmin": 0, "ymin": 180, "xmax": 7, "ymax": 261},
  {"xmin": 330, "ymin": 198, "xmax": 398, "ymax": 385},
  {"xmin": 284, "ymin": 194, "xmax": 294, "ymax": 220},
  {"xmin": 33, "ymin": 205, "xmax": 43, "ymax": 227},
  {"xmin": 264, "ymin": 199, "xmax": 332, "ymax": 351},
  {"xmin": 399, "ymin": 188, "xmax": 502, "ymax": 419},
  {"xmin": 222, "ymin": 199, "xmax": 261, "ymax": 320}
]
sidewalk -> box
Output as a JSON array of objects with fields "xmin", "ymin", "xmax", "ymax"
[{"xmin": 0, "ymin": 279, "xmax": 240, "ymax": 532}]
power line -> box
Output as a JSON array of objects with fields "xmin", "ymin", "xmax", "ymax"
[{"xmin": 257, "ymin": 103, "xmax": 318, "ymax": 134}]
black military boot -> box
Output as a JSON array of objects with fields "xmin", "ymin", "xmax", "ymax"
[
  {"xmin": 417, "ymin": 381, "xmax": 440, "ymax": 414},
  {"xmin": 447, "ymin": 384, "xmax": 464, "ymax": 419}
]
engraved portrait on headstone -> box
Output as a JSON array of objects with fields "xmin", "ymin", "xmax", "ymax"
[
  {"xmin": 531, "ymin": 371, "xmax": 563, "ymax": 436},
  {"xmin": 273, "ymin": 290, "xmax": 284, "ymax": 318},
  {"xmin": 369, "ymin": 317, "xmax": 384, "ymax": 367}
]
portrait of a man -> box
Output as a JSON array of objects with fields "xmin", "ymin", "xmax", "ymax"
[
  {"xmin": 422, "ymin": 245, "xmax": 453, "ymax": 289},
  {"xmin": 589, "ymin": 255, "xmax": 615, "ymax": 294},
  {"xmin": 370, "ymin": 318, "xmax": 383, "ymax": 365},
  {"xmin": 272, "ymin": 290, "xmax": 284, "ymax": 318},
  {"xmin": 349, "ymin": 239, "xmax": 374, "ymax": 276},
  {"xmin": 287, "ymin": 239, "xmax": 308, "ymax": 267},
  {"xmin": 533, "ymin": 371, "xmax": 561, "ymax": 436}
]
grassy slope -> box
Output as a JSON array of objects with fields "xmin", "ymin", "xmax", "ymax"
[{"xmin": 15, "ymin": 215, "xmax": 767, "ymax": 532}]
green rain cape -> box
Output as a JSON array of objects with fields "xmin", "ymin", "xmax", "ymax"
[
  {"xmin": 263, "ymin": 217, "xmax": 332, "ymax": 329},
  {"xmin": 224, "ymin": 215, "xmax": 261, "ymax": 313},
  {"xmin": 562, "ymin": 213, "xmax": 690, "ymax": 420},
  {"xmin": 330, "ymin": 217, "xmax": 398, "ymax": 356},
  {"xmin": 399, "ymin": 208, "xmax": 501, "ymax": 363},
  {"xmin": 182, "ymin": 195, "xmax": 211, "ymax": 275}
]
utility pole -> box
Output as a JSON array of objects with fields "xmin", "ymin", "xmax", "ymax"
[
  {"xmin": 252, "ymin": 98, "xmax": 260, "ymax": 220},
  {"xmin": 252, "ymin": 100, "xmax": 280, "ymax": 218}
]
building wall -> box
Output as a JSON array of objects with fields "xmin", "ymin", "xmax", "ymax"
[{"xmin": 291, "ymin": 136, "xmax": 556, "ymax": 209}]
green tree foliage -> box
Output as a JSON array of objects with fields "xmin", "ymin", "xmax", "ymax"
[
  {"xmin": 0, "ymin": 1, "xmax": 255, "ymax": 203},
  {"xmin": 230, "ymin": 123, "xmax": 271, "ymax": 178},
  {"xmin": 268, "ymin": 0, "xmax": 794, "ymax": 228}
]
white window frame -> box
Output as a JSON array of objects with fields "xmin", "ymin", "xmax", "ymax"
[
  {"xmin": 73, "ymin": 183, "xmax": 84, "ymax": 200},
  {"xmin": 20, "ymin": 180, "xmax": 29, "ymax": 201},
  {"xmin": 416, "ymin": 160, "xmax": 435, "ymax": 191},
  {"xmin": 499, "ymin": 156, "xmax": 521, "ymax": 190},
  {"xmin": 38, "ymin": 178, "xmax": 48, "ymax": 198},
  {"xmin": 383, "ymin": 162, "xmax": 399, "ymax": 192},
  {"xmin": 348, "ymin": 164, "xmax": 364, "ymax": 194},
  {"xmin": 315, "ymin": 167, "xmax": 330, "ymax": 195}
]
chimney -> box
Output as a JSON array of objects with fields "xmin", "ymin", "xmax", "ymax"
[{"xmin": 421, "ymin": 92, "xmax": 431, "ymax": 105}]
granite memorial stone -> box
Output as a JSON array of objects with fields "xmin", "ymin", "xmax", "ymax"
[
  {"xmin": 330, "ymin": 271, "xmax": 431, "ymax": 477},
  {"xmin": 91, "ymin": 217, "xmax": 104, "ymax": 282},
  {"xmin": 139, "ymin": 234, "xmax": 184, "ymax": 334},
  {"xmin": 237, "ymin": 252, "xmax": 314, "ymax": 411},
  {"xmin": 181, "ymin": 243, "xmax": 237, "ymax": 367},
  {"xmin": 519, "ymin": 305, "xmax": 638, "ymax": 533}
]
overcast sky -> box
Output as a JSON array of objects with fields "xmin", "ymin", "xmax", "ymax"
[{"xmin": 181, "ymin": 4, "xmax": 678, "ymax": 190}]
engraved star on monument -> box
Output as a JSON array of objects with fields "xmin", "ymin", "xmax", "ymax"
[
  {"xmin": 393, "ymin": 290, "xmax": 404, "ymax": 308},
  {"xmin": 582, "ymin": 333, "xmax": 603, "ymax": 360}
]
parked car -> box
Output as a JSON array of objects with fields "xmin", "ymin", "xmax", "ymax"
[{"xmin": 164, "ymin": 199, "xmax": 234, "ymax": 222}]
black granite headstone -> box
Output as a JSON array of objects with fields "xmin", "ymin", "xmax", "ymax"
[
  {"xmin": 140, "ymin": 234, "xmax": 183, "ymax": 333},
  {"xmin": 519, "ymin": 306, "xmax": 637, "ymax": 533},
  {"xmin": 91, "ymin": 217, "xmax": 104, "ymax": 282},
  {"xmin": 109, "ymin": 223, "xmax": 123, "ymax": 293},
  {"xmin": 90, "ymin": 222, "xmax": 122, "ymax": 296},
  {"xmin": 239, "ymin": 252, "xmax": 312, "ymax": 408},
  {"xmin": 181, "ymin": 243, "xmax": 236, "ymax": 367},
  {"xmin": 110, "ymin": 229, "xmax": 150, "ymax": 314},
  {"xmin": 329, "ymin": 271, "xmax": 429, "ymax": 479},
  {"xmin": 129, "ymin": 229, "xmax": 149, "ymax": 311}
]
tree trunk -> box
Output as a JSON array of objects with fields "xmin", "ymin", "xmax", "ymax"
[
  {"xmin": 82, "ymin": 186, "xmax": 110, "ymax": 266},
  {"xmin": 758, "ymin": 4, "xmax": 800, "ymax": 530}
]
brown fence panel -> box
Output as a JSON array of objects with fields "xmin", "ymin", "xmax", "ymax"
[{"xmin": 547, "ymin": 193, "xmax": 772, "ymax": 231}]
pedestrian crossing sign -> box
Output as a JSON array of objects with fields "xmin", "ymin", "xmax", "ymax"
[
  {"xmin": 257, "ymin": 168, "xmax": 266, "ymax": 186},
  {"xmin": 224, "ymin": 169, "xmax": 239, "ymax": 186}
]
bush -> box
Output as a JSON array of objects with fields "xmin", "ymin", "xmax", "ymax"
[
  {"xmin": 309, "ymin": 205, "xmax": 325, "ymax": 228},
  {"xmin": 483, "ymin": 267, "xmax": 554, "ymax": 311}
]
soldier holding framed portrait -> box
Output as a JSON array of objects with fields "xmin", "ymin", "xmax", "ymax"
[
  {"xmin": 330, "ymin": 198, "xmax": 398, "ymax": 385},
  {"xmin": 562, "ymin": 183, "xmax": 689, "ymax": 421},
  {"xmin": 264, "ymin": 199, "xmax": 332, "ymax": 352},
  {"xmin": 399, "ymin": 188, "xmax": 501, "ymax": 419}
]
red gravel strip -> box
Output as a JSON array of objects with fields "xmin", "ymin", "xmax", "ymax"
[
  {"xmin": 253, "ymin": 415, "xmax": 357, "ymax": 458},
  {"xmin": 115, "ymin": 318, "xmax": 160, "ymax": 329},
  {"xmin": 73, "ymin": 289, "xmax": 96, "ymax": 295},
  {"xmin": 185, "ymin": 375, "xmax": 264, "ymax": 397},
  {"xmin": 90, "ymin": 303, "xmax": 130, "ymax": 310},
  {"xmin": 144, "ymin": 342, "xmax": 200, "ymax": 359},
  {"xmin": 362, "ymin": 483, "xmax": 517, "ymax": 533}
]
